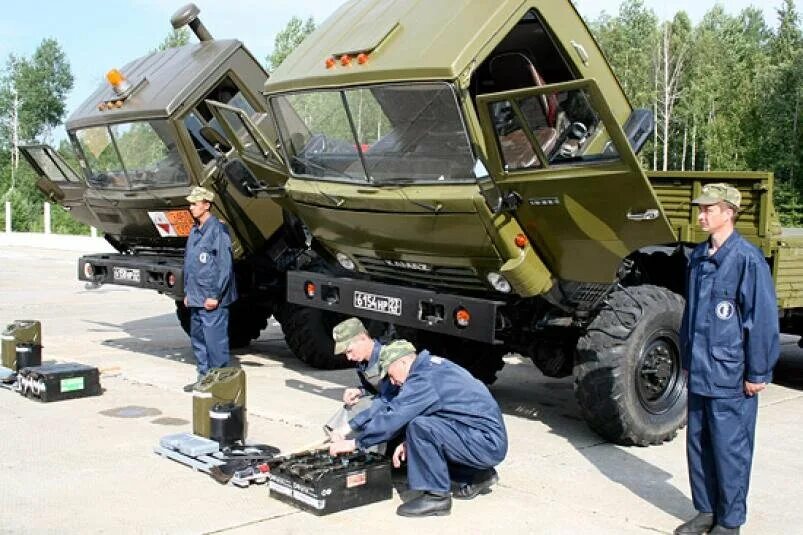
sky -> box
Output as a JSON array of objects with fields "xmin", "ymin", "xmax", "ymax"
[{"xmin": 0, "ymin": 0, "xmax": 788, "ymax": 143}]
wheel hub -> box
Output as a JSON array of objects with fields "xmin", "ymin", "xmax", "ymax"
[{"xmin": 636, "ymin": 333, "xmax": 682, "ymax": 414}]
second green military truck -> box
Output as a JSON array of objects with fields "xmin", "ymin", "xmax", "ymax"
[
  {"xmin": 211, "ymin": 0, "xmax": 803, "ymax": 445},
  {"xmin": 20, "ymin": 5, "xmax": 345, "ymax": 367}
]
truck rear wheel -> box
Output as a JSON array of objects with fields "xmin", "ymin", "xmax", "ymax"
[
  {"xmin": 175, "ymin": 300, "xmax": 271, "ymax": 349},
  {"xmin": 574, "ymin": 285, "xmax": 687, "ymax": 446},
  {"xmin": 273, "ymin": 303, "xmax": 350, "ymax": 369}
]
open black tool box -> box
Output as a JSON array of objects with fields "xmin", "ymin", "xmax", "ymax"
[{"xmin": 268, "ymin": 449, "xmax": 392, "ymax": 514}]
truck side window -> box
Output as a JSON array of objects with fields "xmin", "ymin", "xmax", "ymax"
[
  {"xmin": 471, "ymin": 9, "xmax": 574, "ymax": 100},
  {"xmin": 490, "ymin": 87, "xmax": 618, "ymax": 172},
  {"xmin": 184, "ymin": 76, "xmax": 256, "ymax": 165}
]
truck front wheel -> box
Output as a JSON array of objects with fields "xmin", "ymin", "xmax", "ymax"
[
  {"xmin": 413, "ymin": 332, "xmax": 507, "ymax": 385},
  {"xmin": 574, "ymin": 285, "xmax": 687, "ymax": 446},
  {"xmin": 273, "ymin": 303, "xmax": 350, "ymax": 369},
  {"xmin": 175, "ymin": 300, "xmax": 271, "ymax": 349}
]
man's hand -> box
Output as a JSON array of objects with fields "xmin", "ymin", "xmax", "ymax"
[
  {"xmin": 183, "ymin": 296, "xmax": 188, "ymax": 307},
  {"xmin": 329, "ymin": 439, "xmax": 356, "ymax": 456},
  {"xmin": 343, "ymin": 388, "xmax": 363, "ymax": 406},
  {"xmin": 744, "ymin": 381, "xmax": 766, "ymax": 396},
  {"xmin": 392, "ymin": 442, "xmax": 406, "ymax": 468},
  {"xmin": 204, "ymin": 298, "xmax": 219, "ymax": 311}
]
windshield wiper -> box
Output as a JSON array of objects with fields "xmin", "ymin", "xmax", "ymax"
[{"xmin": 291, "ymin": 155, "xmax": 362, "ymax": 180}]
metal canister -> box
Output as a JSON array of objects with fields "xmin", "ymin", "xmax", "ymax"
[
  {"xmin": 15, "ymin": 343, "xmax": 42, "ymax": 370},
  {"xmin": 209, "ymin": 402, "xmax": 245, "ymax": 447},
  {"xmin": 192, "ymin": 367, "xmax": 246, "ymax": 438},
  {"xmin": 1, "ymin": 320, "xmax": 42, "ymax": 369}
]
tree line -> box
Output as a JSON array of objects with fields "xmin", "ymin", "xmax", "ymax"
[
  {"xmin": 590, "ymin": 0, "xmax": 802, "ymax": 225},
  {"xmin": 0, "ymin": 2, "xmax": 800, "ymax": 233}
]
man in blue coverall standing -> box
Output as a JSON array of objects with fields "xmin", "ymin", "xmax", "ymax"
[
  {"xmin": 182, "ymin": 186, "xmax": 238, "ymax": 392},
  {"xmin": 329, "ymin": 340, "xmax": 508, "ymax": 517},
  {"xmin": 675, "ymin": 183, "xmax": 779, "ymax": 535}
]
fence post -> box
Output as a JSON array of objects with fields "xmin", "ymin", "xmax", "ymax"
[
  {"xmin": 44, "ymin": 201, "xmax": 51, "ymax": 234},
  {"xmin": 91, "ymin": 226, "xmax": 98, "ymax": 238},
  {"xmin": 4, "ymin": 201, "xmax": 10, "ymax": 233}
]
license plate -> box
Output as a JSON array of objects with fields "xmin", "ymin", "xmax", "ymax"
[
  {"xmin": 353, "ymin": 291, "xmax": 402, "ymax": 316},
  {"xmin": 113, "ymin": 267, "xmax": 141, "ymax": 283}
]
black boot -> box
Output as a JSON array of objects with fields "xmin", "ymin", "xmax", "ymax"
[
  {"xmin": 396, "ymin": 491, "xmax": 451, "ymax": 517},
  {"xmin": 709, "ymin": 526, "xmax": 739, "ymax": 534},
  {"xmin": 453, "ymin": 468, "xmax": 499, "ymax": 500},
  {"xmin": 674, "ymin": 512, "xmax": 715, "ymax": 534}
]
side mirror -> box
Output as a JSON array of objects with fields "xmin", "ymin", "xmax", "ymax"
[{"xmin": 199, "ymin": 126, "xmax": 232, "ymax": 153}]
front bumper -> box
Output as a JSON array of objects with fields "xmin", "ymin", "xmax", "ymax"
[
  {"xmin": 78, "ymin": 253, "xmax": 184, "ymax": 298},
  {"xmin": 287, "ymin": 271, "xmax": 504, "ymax": 344}
]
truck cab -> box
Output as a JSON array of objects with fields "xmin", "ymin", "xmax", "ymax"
[
  {"xmin": 20, "ymin": 5, "xmax": 345, "ymax": 362},
  {"xmin": 216, "ymin": 0, "xmax": 803, "ymax": 444}
]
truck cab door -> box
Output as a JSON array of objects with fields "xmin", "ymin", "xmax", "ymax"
[
  {"xmin": 476, "ymin": 78, "xmax": 677, "ymax": 283},
  {"xmin": 18, "ymin": 144, "xmax": 98, "ymax": 228},
  {"xmin": 205, "ymin": 100, "xmax": 288, "ymax": 198}
]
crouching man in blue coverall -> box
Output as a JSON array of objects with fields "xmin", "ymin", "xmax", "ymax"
[
  {"xmin": 675, "ymin": 183, "xmax": 779, "ymax": 535},
  {"xmin": 324, "ymin": 318, "xmax": 398, "ymax": 438},
  {"xmin": 182, "ymin": 186, "xmax": 238, "ymax": 392},
  {"xmin": 329, "ymin": 340, "xmax": 508, "ymax": 517}
]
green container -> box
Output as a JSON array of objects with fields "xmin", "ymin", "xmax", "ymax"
[
  {"xmin": 192, "ymin": 367, "xmax": 246, "ymax": 438},
  {"xmin": 1, "ymin": 320, "xmax": 41, "ymax": 369}
]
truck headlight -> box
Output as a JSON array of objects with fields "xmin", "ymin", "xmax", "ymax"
[
  {"xmin": 486, "ymin": 272, "xmax": 512, "ymax": 293},
  {"xmin": 336, "ymin": 253, "xmax": 356, "ymax": 271},
  {"xmin": 83, "ymin": 263, "xmax": 95, "ymax": 278}
]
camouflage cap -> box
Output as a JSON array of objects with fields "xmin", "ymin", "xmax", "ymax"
[
  {"xmin": 186, "ymin": 186, "xmax": 215, "ymax": 203},
  {"xmin": 332, "ymin": 317, "xmax": 368, "ymax": 355},
  {"xmin": 378, "ymin": 340, "xmax": 417, "ymax": 378},
  {"xmin": 692, "ymin": 183, "xmax": 741, "ymax": 209}
]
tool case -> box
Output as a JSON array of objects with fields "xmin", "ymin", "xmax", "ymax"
[
  {"xmin": 268, "ymin": 449, "xmax": 392, "ymax": 515},
  {"xmin": 17, "ymin": 363, "xmax": 101, "ymax": 402}
]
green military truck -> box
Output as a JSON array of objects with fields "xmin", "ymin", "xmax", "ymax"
[
  {"xmin": 210, "ymin": 0, "xmax": 803, "ymax": 445},
  {"xmin": 20, "ymin": 5, "xmax": 345, "ymax": 367}
]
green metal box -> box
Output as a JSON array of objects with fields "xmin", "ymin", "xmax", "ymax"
[
  {"xmin": 192, "ymin": 367, "xmax": 246, "ymax": 438},
  {"xmin": 2, "ymin": 320, "xmax": 42, "ymax": 370}
]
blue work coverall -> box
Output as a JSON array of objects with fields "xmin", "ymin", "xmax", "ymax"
[
  {"xmin": 183, "ymin": 215, "xmax": 238, "ymax": 375},
  {"xmin": 347, "ymin": 340, "xmax": 400, "ymax": 431},
  {"xmin": 680, "ymin": 231, "xmax": 779, "ymax": 528},
  {"xmin": 351, "ymin": 351, "xmax": 508, "ymax": 494}
]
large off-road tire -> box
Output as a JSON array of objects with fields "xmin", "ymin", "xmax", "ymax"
[
  {"xmin": 175, "ymin": 300, "xmax": 271, "ymax": 349},
  {"xmin": 574, "ymin": 285, "xmax": 687, "ymax": 446},
  {"xmin": 273, "ymin": 303, "xmax": 350, "ymax": 369},
  {"xmin": 413, "ymin": 331, "xmax": 507, "ymax": 385}
]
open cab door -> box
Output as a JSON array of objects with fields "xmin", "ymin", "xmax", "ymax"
[
  {"xmin": 19, "ymin": 144, "xmax": 98, "ymax": 228},
  {"xmin": 205, "ymin": 100, "xmax": 288, "ymax": 199},
  {"xmin": 476, "ymin": 78, "xmax": 677, "ymax": 283}
]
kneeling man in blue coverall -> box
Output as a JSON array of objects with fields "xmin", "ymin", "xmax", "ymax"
[{"xmin": 329, "ymin": 340, "xmax": 508, "ymax": 517}]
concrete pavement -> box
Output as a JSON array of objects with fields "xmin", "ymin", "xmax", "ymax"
[{"xmin": 0, "ymin": 244, "xmax": 801, "ymax": 534}]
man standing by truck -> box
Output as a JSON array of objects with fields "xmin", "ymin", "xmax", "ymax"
[
  {"xmin": 675, "ymin": 183, "xmax": 780, "ymax": 534},
  {"xmin": 182, "ymin": 186, "xmax": 238, "ymax": 392}
]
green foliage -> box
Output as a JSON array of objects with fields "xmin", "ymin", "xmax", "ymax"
[
  {"xmin": 0, "ymin": 39, "xmax": 73, "ymax": 145},
  {"xmin": 588, "ymin": 2, "xmax": 803, "ymax": 226},
  {"xmin": 266, "ymin": 16, "xmax": 316, "ymax": 71},
  {"xmin": 0, "ymin": 38, "xmax": 89, "ymax": 234},
  {"xmin": 153, "ymin": 28, "xmax": 191, "ymax": 53}
]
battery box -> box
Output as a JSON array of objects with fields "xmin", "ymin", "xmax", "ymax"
[
  {"xmin": 17, "ymin": 363, "xmax": 101, "ymax": 402},
  {"xmin": 268, "ymin": 449, "xmax": 392, "ymax": 515}
]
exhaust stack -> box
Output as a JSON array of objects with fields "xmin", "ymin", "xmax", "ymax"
[{"xmin": 171, "ymin": 3, "xmax": 212, "ymax": 42}]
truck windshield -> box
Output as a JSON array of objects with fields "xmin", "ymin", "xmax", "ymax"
[
  {"xmin": 73, "ymin": 120, "xmax": 188, "ymax": 190},
  {"xmin": 269, "ymin": 83, "xmax": 475, "ymax": 183}
]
